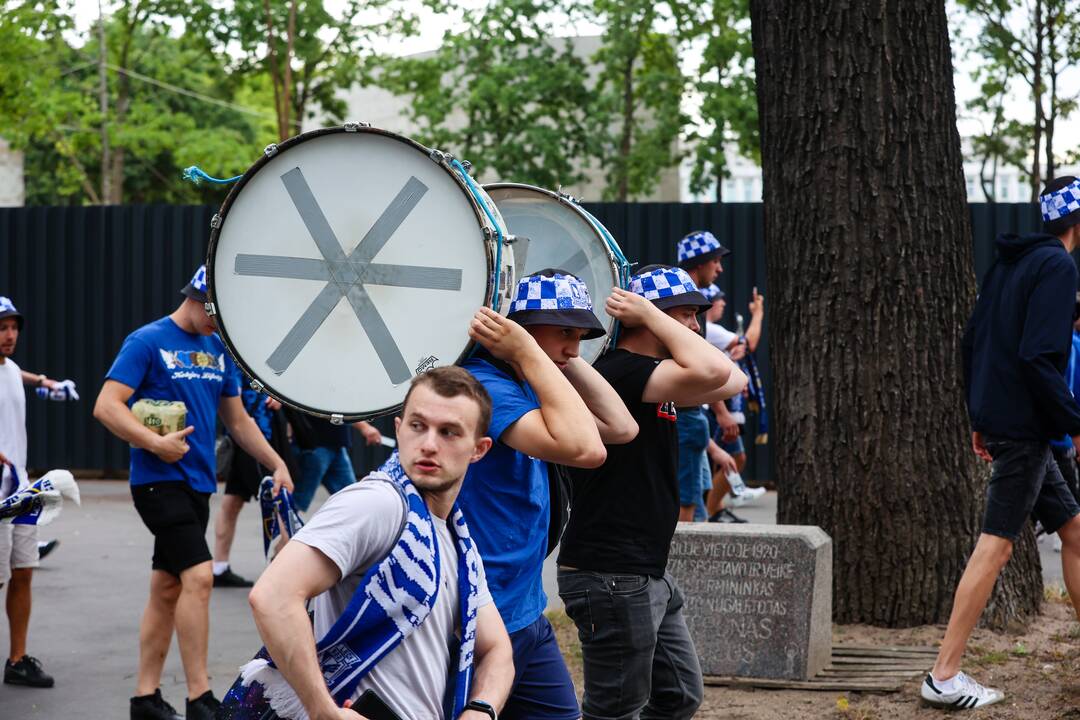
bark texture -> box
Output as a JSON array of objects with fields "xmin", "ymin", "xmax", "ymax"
[{"xmin": 749, "ymin": 0, "xmax": 1043, "ymax": 627}]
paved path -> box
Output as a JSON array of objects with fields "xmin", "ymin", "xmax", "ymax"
[{"xmin": 0, "ymin": 482, "xmax": 1067, "ymax": 717}]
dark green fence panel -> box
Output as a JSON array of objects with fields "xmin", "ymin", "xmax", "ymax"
[{"xmin": 0, "ymin": 202, "xmax": 1046, "ymax": 480}]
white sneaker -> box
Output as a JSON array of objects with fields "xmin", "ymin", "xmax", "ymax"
[
  {"xmin": 725, "ymin": 486, "xmax": 767, "ymax": 508},
  {"xmin": 921, "ymin": 672, "xmax": 1004, "ymax": 710}
]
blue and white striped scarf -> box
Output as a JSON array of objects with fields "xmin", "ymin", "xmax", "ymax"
[
  {"xmin": 0, "ymin": 467, "xmax": 79, "ymax": 526},
  {"xmin": 219, "ymin": 453, "xmax": 482, "ymax": 720},
  {"xmin": 258, "ymin": 477, "xmax": 304, "ymax": 558}
]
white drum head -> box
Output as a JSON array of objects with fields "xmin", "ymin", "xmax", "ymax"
[
  {"xmin": 485, "ymin": 184, "xmax": 620, "ymax": 362},
  {"xmin": 208, "ymin": 128, "xmax": 502, "ymax": 419}
]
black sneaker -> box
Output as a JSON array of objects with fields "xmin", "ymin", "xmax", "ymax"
[
  {"xmin": 708, "ymin": 508, "xmax": 748, "ymax": 524},
  {"xmin": 37, "ymin": 539, "xmax": 60, "ymax": 561},
  {"xmin": 130, "ymin": 688, "xmax": 182, "ymax": 720},
  {"xmin": 4, "ymin": 655, "xmax": 54, "ymax": 688},
  {"xmin": 186, "ymin": 690, "xmax": 221, "ymax": 720},
  {"xmin": 213, "ymin": 566, "xmax": 254, "ymax": 588}
]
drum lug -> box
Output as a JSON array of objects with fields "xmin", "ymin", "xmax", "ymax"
[
  {"xmin": 556, "ymin": 187, "xmax": 578, "ymax": 203},
  {"xmin": 330, "ymin": 413, "xmax": 344, "ymax": 426},
  {"xmin": 250, "ymin": 379, "xmax": 265, "ymax": 393},
  {"xmin": 264, "ymin": 143, "xmax": 279, "ymax": 158},
  {"xmin": 429, "ymin": 148, "xmax": 453, "ymax": 164},
  {"xmin": 204, "ymin": 302, "xmax": 217, "ymax": 317},
  {"xmin": 210, "ymin": 213, "xmax": 222, "ymax": 230},
  {"xmin": 343, "ymin": 121, "xmax": 370, "ymax": 132},
  {"xmin": 460, "ymin": 160, "xmax": 473, "ymax": 174},
  {"xmin": 482, "ymin": 227, "xmax": 494, "ymax": 241}
]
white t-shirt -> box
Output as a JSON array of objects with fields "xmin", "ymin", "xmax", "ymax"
[
  {"xmin": 292, "ymin": 480, "xmax": 492, "ymax": 720},
  {"xmin": 0, "ymin": 359, "xmax": 27, "ymax": 497},
  {"xmin": 705, "ymin": 322, "xmax": 738, "ymax": 353}
]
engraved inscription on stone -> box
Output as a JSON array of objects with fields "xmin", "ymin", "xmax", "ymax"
[{"xmin": 666, "ymin": 524, "xmax": 832, "ymax": 681}]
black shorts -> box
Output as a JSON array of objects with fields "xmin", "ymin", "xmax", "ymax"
[
  {"xmin": 982, "ymin": 436, "xmax": 1080, "ymax": 540},
  {"xmin": 131, "ymin": 481, "xmax": 212, "ymax": 576},
  {"xmin": 224, "ymin": 444, "xmax": 264, "ymax": 501},
  {"xmin": 1051, "ymin": 445, "xmax": 1080, "ymax": 504}
]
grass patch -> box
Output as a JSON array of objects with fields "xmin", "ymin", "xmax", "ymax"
[
  {"xmin": 1045, "ymin": 584, "xmax": 1071, "ymax": 604},
  {"xmin": 546, "ymin": 609, "xmax": 584, "ymax": 682},
  {"xmin": 968, "ymin": 644, "xmax": 1010, "ymax": 667}
]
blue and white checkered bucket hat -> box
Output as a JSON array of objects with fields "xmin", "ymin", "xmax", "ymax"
[
  {"xmin": 701, "ymin": 284, "xmax": 725, "ymax": 303},
  {"xmin": 0, "ymin": 296, "xmax": 23, "ymax": 329},
  {"xmin": 628, "ymin": 265, "xmax": 712, "ymax": 311},
  {"xmin": 676, "ymin": 230, "xmax": 730, "ymax": 268},
  {"xmin": 1041, "ymin": 179, "xmax": 1080, "ymax": 224},
  {"xmin": 507, "ymin": 270, "xmax": 606, "ymax": 339},
  {"xmin": 181, "ymin": 265, "xmax": 209, "ymax": 303}
]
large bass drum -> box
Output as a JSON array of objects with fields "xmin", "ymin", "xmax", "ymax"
[
  {"xmin": 207, "ymin": 125, "xmax": 514, "ymax": 421},
  {"xmin": 484, "ymin": 183, "xmax": 631, "ymax": 362}
]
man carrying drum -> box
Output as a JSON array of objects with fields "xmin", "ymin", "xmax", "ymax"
[
  {"xmin": 557, "ymin": 265, "xmax": 746, "ymax": 720},
  {"xmin": 94, "ymin": 266, "xmax": 293, "ymax": 720},
  {"xmin": 462, "ymin": 269, "xmax": 638, "ymax": 720}
]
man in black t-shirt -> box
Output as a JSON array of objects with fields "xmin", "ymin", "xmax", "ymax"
[{"xmin": 557, "ymin": 265, "xmax": 746, "ymax": 720}]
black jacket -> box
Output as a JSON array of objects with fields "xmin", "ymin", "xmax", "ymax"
[{"xmin": 963, "ymin": 232, "xmax": 1080, "ymax": 441}]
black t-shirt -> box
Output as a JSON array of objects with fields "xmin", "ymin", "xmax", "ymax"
[
  {"xmin": 558, "ymin": 349, "xmax": 680, "ymax": 576},
  {"xmin": 309, "ymin": 418, "xmax": 352, "ymax": 449}
]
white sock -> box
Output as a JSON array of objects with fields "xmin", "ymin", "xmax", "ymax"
[
  {"xmin": 931, "ymin": 672, "xmax": 959, "ymax": 693},
  {"xmin": 213, "ymin": 561, "xmax": 230, "ymax": 576}
]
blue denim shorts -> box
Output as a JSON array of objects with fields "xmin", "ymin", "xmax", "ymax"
[{"xmin": 677, "ymin": 409, "xmax": 709, "ymax": 506}]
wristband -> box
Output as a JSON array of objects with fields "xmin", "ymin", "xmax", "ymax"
[{"xmin": 464, "ymin": 700, "xmax": 497, "ymax": 720}]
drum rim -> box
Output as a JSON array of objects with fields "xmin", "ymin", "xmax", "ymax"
[
  {"xmin": 483, "ymin": 182, "xmax": 622, "ymax": 274},
  {"xmin": 483, "ymin": 181, "xmax": 626, "ymax": 356},
  {"xmin": 206, "ymin": 125, "xmax": 501, "ymax": 422}
]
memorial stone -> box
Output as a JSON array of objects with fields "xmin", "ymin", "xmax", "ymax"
[{"xmin": 666, "ymin": 523, "xmax": 832, "ymax": 680}]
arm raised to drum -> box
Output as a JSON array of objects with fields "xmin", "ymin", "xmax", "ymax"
[
  {"xmin": 220, "ymin": 395, "xmax": 293, "ymax": 494},
  {"xmin": 248, "ymin": 539, "xmax": 359, "ymax": 720},
  {"xmin": 469, "ymin": 308, "xmax": 606, "ymax": 468},
  {"xmin": 93, "ymin": 380, "xmax": 194, "ymax": 464},
  {"xmin": 562, "ymin": 356, "xmax": 638, "ymax": 445},
  {"xmin": 607, "ymin": 289, "xmax": 745, "ymax": 405}
]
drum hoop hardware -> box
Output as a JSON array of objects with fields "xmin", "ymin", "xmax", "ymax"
[
  {"xmin": 207, "ymin": 125, "xmax": 506, "ymax": 421},
  {"xmin": 250, "ymin": 379, "xmax": 265, "ymax": 393},
  {"xmin": 330, "ymin": 413, "xmax": 344, "ymax": 426},
  {"xmin": 210, "ymin": 213, "xmax": 222, "ymax": 230},
  {"xmin": 204, "ymin": 302, "xmax": 217, "ymax": 317},
  {"xmin": 343, "ymin": 121, "xmax": 371, "ymax": 132}
]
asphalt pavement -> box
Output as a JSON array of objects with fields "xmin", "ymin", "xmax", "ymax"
[{"xmin": 0, "ymin": 482, "xmax": 1068, "ymax": 717}]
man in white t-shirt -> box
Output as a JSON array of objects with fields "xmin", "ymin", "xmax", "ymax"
[
  {"xmin": 246, "ymin": 366, "xmax": 514, "ymax": 720},
  {"xmin": 0, "ymin": 297, "xmax": 66, "ymax": 689}
]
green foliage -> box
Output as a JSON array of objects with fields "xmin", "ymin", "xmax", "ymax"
[
  {"xmin": 956, "ymin": 0, "xmax": 1080, "ymax": 199},
  {"xmin": 379, "ymin": 0, "xmax": 594, "ymax": 189},
  {"xmin": 678, "ymin": 0, "xmax": 757, "ymax": 200},
  {"xmin": 190, "ymin": 0, "xmax": 420, "ymax": 139},
  {"xmin": 588, "ymin": 0, "xmax": 686, "ymax": 200}
]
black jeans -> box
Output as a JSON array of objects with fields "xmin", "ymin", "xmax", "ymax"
[
  {"xmin": 983, "ymin": 436, "xmax": 1080, "ymax": 540},
  {"xmin": 557, "ymin": 569, "xmax": 703, "ymax": 720}
]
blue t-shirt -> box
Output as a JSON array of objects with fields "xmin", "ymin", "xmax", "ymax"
[
  {"xmin": 106, "ymin": 317, "xmax": 240, "ymax": 493},
  {"xmin": 459, "ymin": 357, "xmax": 549, "ymax": 634},
  {"xmin": 1052, "ymin": 331, "xmax": 1080, "ymax": 449}
]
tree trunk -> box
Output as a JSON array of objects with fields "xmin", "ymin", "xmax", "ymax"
[{"xmin": 750, "ymin": 0, "xmax": 1043, "ymax": 628}]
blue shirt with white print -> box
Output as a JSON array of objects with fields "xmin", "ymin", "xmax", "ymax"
[{"xmin": 106, "ymin": 317, "xmax": 240, "ymax": 493}]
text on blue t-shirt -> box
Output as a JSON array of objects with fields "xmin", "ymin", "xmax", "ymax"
[{"xmin": 106, "ymin": 317, "xmax": 240, "ymax": 493}]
